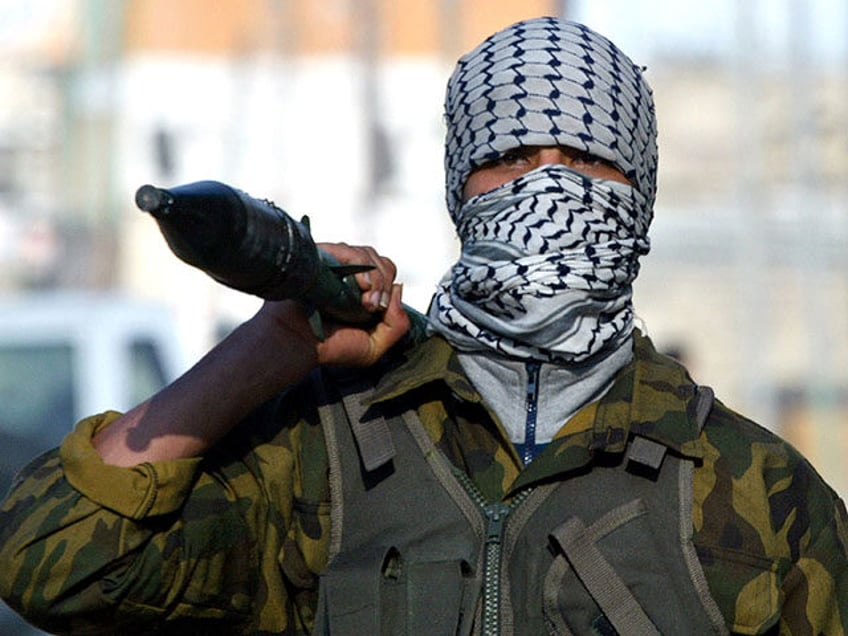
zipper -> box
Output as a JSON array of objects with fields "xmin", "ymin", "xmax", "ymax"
[
  {"xmin": 481, "ymin": 502, "xmax": 509, "ymax": 636},
  {"xmin": 522, "ymin": 361, "xmax": 542, "ymax": 465},
  {"xmin": 451, "ymin": 467, "xmax": 530, "ymax": 636}
]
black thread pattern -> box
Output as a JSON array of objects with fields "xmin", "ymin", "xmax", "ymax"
[
  {"xmin": 429, "ymin": 18, "xmax": 658, "ymax": 363},
  {"xmin": 443, "ymin": 17, "xmax": 657, "ymax": 219}
]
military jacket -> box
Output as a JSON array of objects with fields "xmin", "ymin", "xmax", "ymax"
[
  {"xmin": 1, "ymin": 333, "xmax": 847, "ymax": 635},
  {"xmin": 311, "ymin": 365, "xmax": 725, "ymax": 635}
]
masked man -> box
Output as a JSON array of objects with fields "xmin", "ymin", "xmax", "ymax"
[{"xmin": 2, "ymin": 16, "xmax": 846, "ymax": 636}]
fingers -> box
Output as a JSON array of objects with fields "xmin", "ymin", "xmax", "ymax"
[
  {"xmin": 318, "ymin": 242, "xmax": 397, "ymax": 312},
  {"xmin": 370, "ymin": 283, "xmax": 410, "ymax": 353},
  {"xmin": 357, "ymin": 246, "xmax": 395, "ymax": 311},
  {"xmin": 316, "ymin": 283, "xmax": 410, "ymax": 367},
  {"xmin": 292, "ymin": 243, "xmax": 411, "ymax": 368}
]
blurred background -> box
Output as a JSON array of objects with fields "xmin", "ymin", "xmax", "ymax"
[
  {"xmin": 0, "ymin": 0, "xmax": 846, "ymax": 631},
  {"xmin": 1, "ymin": 0, "xmax": 847, "ymax": 480},
  {"xmin": 0, "ymin": 0, "xmax": 847, "ymax": 623}
]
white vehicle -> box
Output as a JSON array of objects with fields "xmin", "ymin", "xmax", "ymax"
[{"xmin": 0, "ymin": 291, "xmax": 190, "ymax": 635}]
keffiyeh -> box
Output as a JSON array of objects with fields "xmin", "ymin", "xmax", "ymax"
[{"xmin": 428, "ymin": 17, "xmax": 658, "ymax": 363}]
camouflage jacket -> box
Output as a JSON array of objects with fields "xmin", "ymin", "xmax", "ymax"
[{"xmin": 1, "ymin": 333, "xmax": 846, "ymax": 635}]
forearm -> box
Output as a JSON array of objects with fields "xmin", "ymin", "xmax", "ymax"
[
  {"xmin": 93, "ymin": 242, "xmax": 407, "ymax": 468},
  {"xmin": 93, "ymin": 306, "xmax": 318, "ymax": 466}
]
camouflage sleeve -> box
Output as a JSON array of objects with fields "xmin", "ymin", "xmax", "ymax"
[
  {"xmin": 779, "ymin": 490, "xmax": 848, "ymax": 634},
  {"xmin": 0, "ymin": 412, "xmax": 264, "ymax": 634},
  {"xmin": 695, "ymin": 404, "xmax": 848, "ymax": 635}
]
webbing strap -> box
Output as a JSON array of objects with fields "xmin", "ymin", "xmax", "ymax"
[
  {"xmin": 626, "ymin": 436, "xmax": 666, "ymax": 470},
  {"xmin": 551, "ymin": 509, "xmax": 660, "ymax": 636},
  {"xmin": 625, "ymin": 384, "xmax": 715, "ymax": 471},
  {"xmin": 694, "ymin": 386, "xmax": 715, "ymax": 430},
  {"xmin": 340, "ymin": 389, "xmax": 396, "ymax": 473}
]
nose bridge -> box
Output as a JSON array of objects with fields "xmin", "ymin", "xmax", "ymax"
[{"xmin": 537, "ymin": 146, "xmax": 569, "ymax": 167}]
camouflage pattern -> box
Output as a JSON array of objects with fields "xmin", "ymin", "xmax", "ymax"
[{"xmin": 1, "ymin": 332, "xmax": 846, "ymax": 634}]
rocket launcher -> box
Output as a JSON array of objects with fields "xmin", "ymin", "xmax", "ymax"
[{"xmin": 135, "ymin": 180, "xmax": 427, "ymax": 341}]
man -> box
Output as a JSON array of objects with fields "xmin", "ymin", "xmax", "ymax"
[{"xmin": 1, "ymin": 16, "xmax": 846, "ymax": 635}]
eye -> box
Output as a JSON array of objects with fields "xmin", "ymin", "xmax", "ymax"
[
  {"xmin": 572, "ymin": 151, "xmax": 608, "ymax": 167},
  {"xmin": 488, "ymin": 147, "xmax": 534, "ymax": 167},
  {"xmin": 566, "ymin": 150, "xmax": 631, "ymax": 185},
  {"xmin": 499, "ymin": 149, "xmax": 527, "ymax": 164}
]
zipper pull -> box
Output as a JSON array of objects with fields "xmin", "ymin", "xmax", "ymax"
[
  {"xmin": 525, "ymin": 361, "xmax": 540, "ymax": 413},
  {"xmin": 484, "ymin": 502, "xmax": 510, "ymax": 544}
]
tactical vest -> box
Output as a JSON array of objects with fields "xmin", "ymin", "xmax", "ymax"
[{"xmin": 310, "ymin": 374, "xmax": 728, "ymax": 636}]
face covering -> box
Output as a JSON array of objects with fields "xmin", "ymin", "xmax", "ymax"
[
  {"xmin": 429, "ymin": 163, "xmax": 650, "ymax": 363},
  {"xmin": 428, "ymin": 17, "xmax": 658, "ymax": 363}
]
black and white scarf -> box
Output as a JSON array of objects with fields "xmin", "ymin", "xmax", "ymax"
[{"xmin": 428, "ymin": 17, "xmax": 657, "ymax": 364}]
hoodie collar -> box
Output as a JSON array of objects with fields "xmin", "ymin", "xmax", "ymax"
[{"xmin": 367, "ymin": 332, "xmax": 706, "ymax": 489}]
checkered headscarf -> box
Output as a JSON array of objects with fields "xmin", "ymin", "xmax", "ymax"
[
  {"xmin": 443, "ymin": 17, "xmax": 657, "ymax": 219},
  {"xmin": 428, "ymin": 18, "xmax": 658, "ymax": 363}
]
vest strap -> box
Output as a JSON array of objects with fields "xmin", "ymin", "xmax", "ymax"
[
  {"xmin": 340, "ymin": 385, "xmax": 396, "ymax": 473},
  {"xmin": 626, "ymin": 436, "xmax": 666, "ymax": 471},
  {"xmin": 550, "ymin": 502, "xmax": 660, "ymax": 636},
  {"xmin": 625, "ymin": 384, "xmax": 714, "ymax": 471},
  {"xmin": 694, "ymin": 386, "xmax": 715, "ymax": 428}
]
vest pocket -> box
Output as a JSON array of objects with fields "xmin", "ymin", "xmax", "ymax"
[{"xmin": 314, "ymin": 545, "xmax": 474, "ymax": 636}]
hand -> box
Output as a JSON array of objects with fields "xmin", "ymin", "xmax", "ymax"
[
  {"xmin": 255, "ymin": 242, "xmax": 410, "ymax": 370},
  {"xmin": 93, "ymin": 242, "xmax": 409, "ymax": 466}
]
